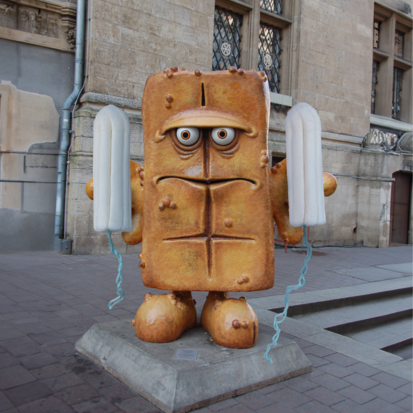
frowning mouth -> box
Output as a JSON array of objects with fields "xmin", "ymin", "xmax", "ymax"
[
  {"xmin": 156, "ymin": 175, "xmax": 258, "ymax": 186},
  {"xmin": 164, "ymin": 235, "xmax": 254, "ymax": 241}
]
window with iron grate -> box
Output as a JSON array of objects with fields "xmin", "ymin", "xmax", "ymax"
[
  {"xmin": 212, "ymin": 7, "xmax": 243, "ymax": 71},
  {"xmin": 371, "ymin": 60, "xmax": 379, "ymax": 114},
  {"xmin": 371, "ymin": 6, "xmax": 412, "ymax": 123},
  {"xmin": 392, "ymin": 68, "xmax": 403, "ymax": 120},
  {"xmin": 260, "ymin": 0, "xmax": 283, "ymax": 15},
  {"xmin": 258, "ymin": 22, "xmax": 282, "ymax": 93}
]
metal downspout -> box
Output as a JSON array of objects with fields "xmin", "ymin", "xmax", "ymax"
[{"xmin": 53, "ymin": 0, "xmax": 86, "ymax": 253}]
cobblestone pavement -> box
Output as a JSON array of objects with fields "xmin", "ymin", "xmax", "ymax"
[{"xmin": 0, "ymin": 245, "xmax": 411, "ymax": 412}]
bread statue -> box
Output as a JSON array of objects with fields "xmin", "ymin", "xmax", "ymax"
[{"xmin": 86, "ymin": 67, "xmax": 337, "ymax": 348}]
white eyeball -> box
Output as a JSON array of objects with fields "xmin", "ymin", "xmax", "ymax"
[
  {"xmin": 211, "ymin": 127, "xmax": 236, "ymax": 146},
  {"xmin": 176, "ymin": 127, "xmax": 200, "ymax": 146}
]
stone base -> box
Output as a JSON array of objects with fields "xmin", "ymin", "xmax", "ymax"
[{"xmin": 75, "ymin": 321, "xmax": 312, "ymax": 413}]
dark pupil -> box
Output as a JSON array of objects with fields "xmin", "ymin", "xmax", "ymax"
[
  {"xmin": 219, "ymin": 130, "xmax": 226, "ymax": 137},
  {"xmin": 182, "ymin": 131, "xmax": 189, "ymax": 139}
]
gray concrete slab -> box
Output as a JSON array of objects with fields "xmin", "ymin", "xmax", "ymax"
[
  {"xmin": 377, "ymin": 263, "xmax": 412, "ymax": 276},
  {"xmin": 379, "ymin": 360, "xmax": 413, "ymax": 381},
  {"xmin": 347, "ymin": 318, "xmax": 412, "ymax": 349},
  {"xmin": 303, "ymin": 331, "xmax": 403, "ymax": 367},
  {"xmin": 367, "ymin": 332, "xmax": 412, "ymax": 350},
  {"xmin": 335, "ymin": 267, "xmax": 408, "ymax": 281},
  {"xmin": 75, "ymin": 321, "xmax": 312, "ymax": 413}
]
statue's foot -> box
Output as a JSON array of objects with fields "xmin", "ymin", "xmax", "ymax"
[
  {"xmin": 200, "ymin": 292, "xmax": 258, "ymax": 349},
  {"xmin": 131, "ymin": 291, "xmax": 196, "ymax": 343}
]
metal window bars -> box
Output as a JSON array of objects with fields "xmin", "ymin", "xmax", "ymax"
[
  {"xmin": 258, "ymin": 22, "xmax": 282, "ymax": 93},
  {"xmin": 392, "ymin": 68, "xmax": 403, "ymax": 120},
  {"xmin": 212, "ymin": 7, "xmax": 243, "ymax": 71},
  {"xmin": 260, "ymin": 0, "xmax": 283, "ymax": 15},
  {"xmin": 371, "ymin": 60, "xmax": 379, "ymax": 114}
]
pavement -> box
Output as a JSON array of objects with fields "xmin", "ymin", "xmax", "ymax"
[{"xmin": 0, "ymin": 244, "xmax": 411, "ymax": 413}]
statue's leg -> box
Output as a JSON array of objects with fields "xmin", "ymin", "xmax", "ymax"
[
  {"xmin": 200, "ymin": 292, "xmax": 258, "ymax": 349},
  {"xmin": 131, "ymin": 291, "xmax": 196, "ymax": 343}
]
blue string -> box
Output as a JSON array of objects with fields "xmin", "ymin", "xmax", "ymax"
[
  {"xmin": 263, "ymin": 225, "xmax": 312, "ymax": 364},
  {"xmin": 107, "ymin": 229, "xmax": 125, "ymax": 309}
]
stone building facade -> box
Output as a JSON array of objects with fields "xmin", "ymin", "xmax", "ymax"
[
  {"xmin": 1, "ymin": 0, "xmax": 412, "ymax": 253},
  {"xmin": 0, "ymin": 0, "xmax": 75, "ymax": 250}
]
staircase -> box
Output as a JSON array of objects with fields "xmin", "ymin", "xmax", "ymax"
[{"xmin": 272, "ymin": 276, "xmax": 413, "ymax": 359}]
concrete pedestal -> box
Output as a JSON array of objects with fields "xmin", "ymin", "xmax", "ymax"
[{"xmin": 75, "ymin": 321, "xmax": 312, "ymax": 413}]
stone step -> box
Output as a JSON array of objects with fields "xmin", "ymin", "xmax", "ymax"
[
  {"xmin": 249, "ymin": 276, "xmax": 412, "ymax": 316},
  {"xmin": 292, "ymin": 293, "xmax": 412, "ymax": 332},
  {"xmin": 249, "ymin": 275, "xmax": 413, "ymax": 358},
  {"xmin": 345, "ymin": 316, "xmax": 412, "ymax": 351}
]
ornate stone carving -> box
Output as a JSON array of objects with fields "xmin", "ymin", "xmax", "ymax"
[
  {"xmin": 362, "ymin": 129, "xmax": 398, "ymax": 151},
  {"xmin": 19, "ymin": 7, "xmax": 59, "ymax": 38},
  {"xmin": 0, "ymin": 0, "xmax": 76, "ymax": 51},
  {"xmin": 396, "ymin": 132, "xmax": 413, "ymax": 153},
  {"xmin": 0, "ymin": 3, "xmax": 15, "ymax": 13},
  {"xmin": 0, "ymin": 2, "xmax": 18, "ymax": 29},
  {"xmin": 65, "ymin": 25, "xmax": 75, "ymax": 50}
]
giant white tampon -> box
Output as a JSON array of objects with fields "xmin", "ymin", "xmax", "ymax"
[
  {"xmin": 285, "ymin": 102, "xmax": 325, "ymax": 227},
  {"xmin": 93, "ymin": 105, "xmax": 132, "ymax": 232}
]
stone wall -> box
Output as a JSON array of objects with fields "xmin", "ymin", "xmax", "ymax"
[
  {"xmin": 66, "ymin": 0, "xmax": 412, "ymax": 254},
  {"xmin": 69, "ymin": 0, "xmax": 216, "ymax": 253},
  {"xmin": 85, "ymin": 0, "xmax": 215, "ymax": 99},
  {"xmin": 0, "ymin": 0, "xmax": 76, "ymax": 251},
  {"xmin": 291, "ymin": 0, "xmax": 373, "ymax": 138},
  {"xmin": 1, "ymin": 0, "xmax": 410, "ymax": 253},
  {"xmin": 268, "ymin": 122, "xmax": 409, "ymax": 248},
  {"xmin": 68, "ymin": 94, "xmax": 410, "ymax": 254},
  {"xmin": 0, "ymin": 82, "xmax": 61, "ymax": 251}
]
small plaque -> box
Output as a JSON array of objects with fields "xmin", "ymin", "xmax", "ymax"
[{"xmin": 174, "ymin": 349, "xmax": 199, "ymax": 361}]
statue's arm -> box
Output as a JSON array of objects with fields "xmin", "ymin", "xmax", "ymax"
[
  {"xmin": 269, "ymin": 159, "xmax": 303, "ymax": 245},
  {"xmin": 86, "ymin": 159, "xmax": 144, "ymax": 245}
]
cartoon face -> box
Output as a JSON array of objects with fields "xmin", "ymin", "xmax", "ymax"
[{"xmin": 140, "ymin": 69, "xmax": 274, "ymax": 292}]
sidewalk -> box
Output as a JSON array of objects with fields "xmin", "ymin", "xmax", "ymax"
[{"xmin": 0, "ymin": 245, "xmax": 411, "ymax": 413}]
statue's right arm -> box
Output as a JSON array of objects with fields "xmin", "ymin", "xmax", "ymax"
[{"xmin": 85, "ymin": 159, "xmax": 144, "ymax": 245}]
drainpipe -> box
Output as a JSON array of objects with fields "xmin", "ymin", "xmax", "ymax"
[{"xmin": 53, "ymin": 0, "xmax": 86, "ymax": 253}]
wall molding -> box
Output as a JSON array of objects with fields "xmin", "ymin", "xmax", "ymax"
[
  {"xmin": 370, "ymin": 114, "xmax": 413, "ymax": 133},
  {"xmin": 0, "ymin": 0, "xmax": 76, "ymax": 52},
  {"xmin": 0, "ymin": 26, "xmax": 74, "ymax": 52}
]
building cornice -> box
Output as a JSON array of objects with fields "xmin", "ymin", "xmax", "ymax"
[
  {"xmin": 370, "ymin": 114, "xmax": 413, "ymax": 132},
  {"xmin": 0, "ymin": 0, "xmax": 76, "ymax": 52}
]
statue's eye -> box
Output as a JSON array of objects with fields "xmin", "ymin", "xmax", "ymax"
[
  {"xmin": 176, "ymin": 128, "xmax": 200, "ymax": 146},
  {"xmin": 211, "ymin": 127, "xmax": 235, "ymax": 146}
]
